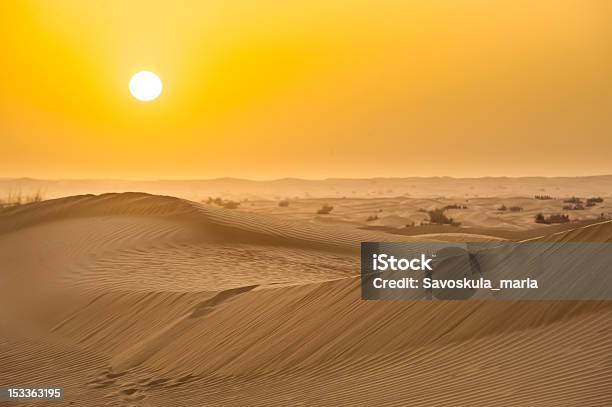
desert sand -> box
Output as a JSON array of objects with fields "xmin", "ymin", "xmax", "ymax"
[{"xmin": 1, "ymin": 190, "xmax": 611, "ymax": 406}]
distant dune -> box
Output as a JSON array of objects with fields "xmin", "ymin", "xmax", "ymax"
[
  {"xmin": 2, "ymin": 175, "xmax": 612, "ymax": 201},
  {"xmin": 1, "ymin": 193, "xmax": 610, "ymax": 406}
]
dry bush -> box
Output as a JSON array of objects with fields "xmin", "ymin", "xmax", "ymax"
[
  {"xmin": 221, "ymin": 201, "xmax": 239, "ymax": 209},
  {"xmin": 586, "ymin": 197, "xmax": 603, "ymax": 207},
  {"xmin": 427, "ymin": 208, "xmax": 460, "ymax": 226},
  {"xmin": 317, "ymin": 204, "xmax": 334, "ymax": 215},
  {"xmin": 563, "ymin": 196, "xmax": 583, "ymax": 204},
  {"xmin": 205, "ymin": 197, "xmax": 240, "ymax": 209},
  {"xmin": 535, "ymin": 213, "xmax": 570, "ymax": 224},
  {"xmin": 0, "ymin": 190, "xmax": 44, "ymax": 208},
  {"xmin": 443, "ymin": 204, "xmax": 467, "ymax": 210}
]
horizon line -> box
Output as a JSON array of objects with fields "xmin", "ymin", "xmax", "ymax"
[{"xmin": 2, "ymin": 174, "xmax": 612, "ymax": 183}]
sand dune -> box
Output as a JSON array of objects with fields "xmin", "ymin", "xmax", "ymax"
[{"xmin": 1, "ymin": 193, "xmax": 610, "ymax": 406}]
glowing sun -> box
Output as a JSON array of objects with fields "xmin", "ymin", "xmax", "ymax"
[{"xmin": 129, "ymin": 71, "xmax": 162, "ymax": 102}]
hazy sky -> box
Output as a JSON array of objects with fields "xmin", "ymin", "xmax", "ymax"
[{"xmin": 1, "ymin": 0, "xmax": 611, "ymax": 179}]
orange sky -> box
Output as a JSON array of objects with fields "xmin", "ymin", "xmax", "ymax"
[{"xmin": 1, "ymin": 0, "xmax": 611, "ymax": 179}]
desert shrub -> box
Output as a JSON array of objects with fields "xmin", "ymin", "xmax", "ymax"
[
  {"xmin": 535, "ymin": 213, "xmax": 570, "ymax": 224},
  {"xmin": 205, "ymin": 197, "xmax": 240, "ymax": 209},
  {"xmin": 206, "ymin": 197, "xmax": 224, "ymax": 205},
  {"xmin": 549, "ymin": 213, "xmax": 570, "ymax": 223},
  {"xmin": 278, "ymin": 199, "xmax": 290, "ymax": 207},
  {"xmin": 317, "ymin": 204, "xmax": 334, "ymax": 215},
  {"xmin": 564, "ymin": 204, "xmax": 585, "ymax": 210},
  {"xmin": 508, "ymin": 206, "xmax": 523, "ymax": 212},
  {"xmin": 443, "ymin": 204, "xmax": 467, "ymax": 210},
  {"xmin": 221, "ymin": 200, "xmax": 240, "ymax": 209},
  {"xmin": 497, "ymin": 204, "xmax": 507, "ymax": 211},
  {"xmin": 563, "ymin": 196, "xmax": 582, "ymax": 204},
  {"xmin": 427, "ymin": 208, "xmax": 460, "ymax": 226},
  {"xmin": 26, "ymin": 191, "xmax": 44, "ymax": 203},
  {"xmin": 0, "ymin": 190, "xmax": 44, "ymax": 208},
  {"xmin": 366, "ymin": 214, "xmax": 379, "ymax": 222},
  {"xmin": 534, "ymin": 195, "xmax": 553, "ymax": 200},
  {"xmin": 586, "ymin": 197, "xmax": 603, "ymax": 206}
]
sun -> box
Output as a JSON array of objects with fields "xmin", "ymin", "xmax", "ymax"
[{"xmin": 129, "ymin": 71, "xmax": 162, "ymax": 102}]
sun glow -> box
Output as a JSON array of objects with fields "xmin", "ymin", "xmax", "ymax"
[
  {"xmin": 1, "ymin": 1, "xmax": 610, "ymax": 179},
  {"xmin": 129, "ymin": 71, "xmax": 162, "ymax": 102}
]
